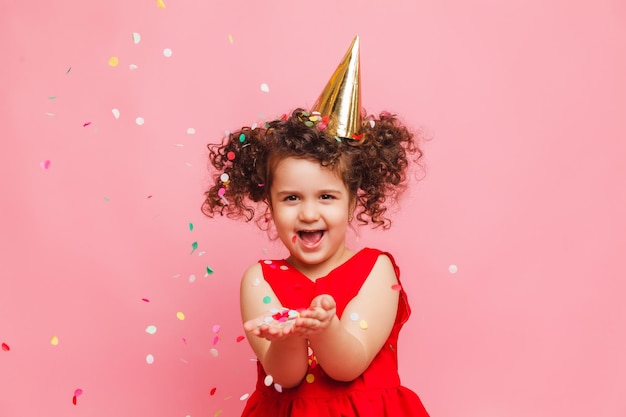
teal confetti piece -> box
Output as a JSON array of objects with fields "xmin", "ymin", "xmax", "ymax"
[
  {"xmin": 48, "ymin": 96, "xmax": 56, "ymax": 100},
  {"xmin": 262, "ymin": 296, "xmax": 271, "ymax": 304},
  {"xmin": 190, "ymin": 241, "xmax": 198, "ymax": 254},
  {"xmin": 104, "ymin": 197, "xmax": 110, "ymax": 202},
  {"xmin": 239, "ymin": 133, "xmax": 246, "ymax": 142},
  {"xmin": 189, "ymin": 222, "xmax": 194, "ymax": 231},
  {"xmin": 206, "ymin": 266, "xmax": 214, "ymax": 275}
]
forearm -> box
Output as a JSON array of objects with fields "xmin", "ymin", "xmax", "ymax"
[
  {"xmin": 307, "ymin": 317, "xmax": 368, "ymax": 382},
  {"xmin": 260, "ymin": 336, "xmax": 309, "ymax": 388}
]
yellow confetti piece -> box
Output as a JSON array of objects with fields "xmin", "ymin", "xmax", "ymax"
[
  {"xmin": 359, "ymin": 320, "xmax": 368, "ymax": 330},
  {"xmin": 228, "ymin": 34, "xmax": 234, "ymax": 44},
  {"xmin": 157, "ymin": 0, "xmax": 166, "ymax": 8},
  {"xmin": 50, "ymin": 335, "xmax": 59, "ymax": 346},
  {"xmin": 108, "ymin": 56, "xmax": 119, "ymax": 67},
  {"xmin": 305, "ymin": 374, "xmax": 315, "ymax": 383},
  {"xmin": 176, "ymin": 311, "xmax": 185, "ymax": 320}
]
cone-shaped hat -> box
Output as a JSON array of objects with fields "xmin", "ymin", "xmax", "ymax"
[{"xmin": 311, "ymin": 35, "xmax": 362, "ymax": 139}]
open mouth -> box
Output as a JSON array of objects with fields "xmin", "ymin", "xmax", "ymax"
[{"xmin": 297, "ymin": 230, "xmax": 325, "ymax": 245}]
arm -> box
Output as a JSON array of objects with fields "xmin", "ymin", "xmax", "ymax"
[
  {"xmin": 240, "ymin": 263, "xmax": 310, "ymax": 388},
  {"xmin": 297, "ymin": 254, "xmax": 400, "ymax": 382}
]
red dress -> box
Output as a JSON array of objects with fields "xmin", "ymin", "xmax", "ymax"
[{"xmin": 240, "ymin": 248, "xmax": 430, "ymax": 417}]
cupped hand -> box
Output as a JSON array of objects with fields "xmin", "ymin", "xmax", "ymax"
[
  {"xmin": 294, "ymin": 294, "xmax": 337, "ymax": 336},
  {"xmin": 243, "ymin": 310, "xmax": 298, "ymax": 341}
]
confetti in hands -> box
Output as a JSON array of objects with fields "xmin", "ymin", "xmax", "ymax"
[{"xmin": 244, "ymin": 295, "xmax": 337, "ymax": 341}]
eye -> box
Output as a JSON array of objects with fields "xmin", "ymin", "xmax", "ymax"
[
  {"xmin": 283, "ymin": 195, "xmax": 299, "ymax": 201},
  {"xmin": 320, "ymin": 194, "xmax": 335, "ymax": 200}
]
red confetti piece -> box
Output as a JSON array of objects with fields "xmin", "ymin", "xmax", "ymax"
[
  {"xmin": 291, "ymin": 235, "xmax": 297, "ymax": 244},
  {"xmin": 1, "ymin": 343, "xmax": 9, "ymax": 351},
  {"xmin": 72, "ymin": 395, "xmax": 77, "ymax": 405},
  {"xmin": 226, "ymin": 151, "xmax": 235, "ymax": 160},
  {"xmin": 352, "ymin": 133, "xmax": 364, "ymax": 140},
  {"xmin": 83, "ymin": 122, "xmax": 92, "ymax": 127},
  {"xmin": 141, "ymin": 298, "xmax": 150, "ymax": 302},
  {"xmin": 210, "ymin": 387, "xmax": 217, "ymax": 396},
  {"xmin": 236, "ymin": 335, "xmax": 245, "ymax": 343},
  {"xmin": 391, "ymin": 284, "xmax": 402, "ymax": 291},
  {"xmin": 280, "ymin": 114, "xmax": 288, "ymax": 121}
]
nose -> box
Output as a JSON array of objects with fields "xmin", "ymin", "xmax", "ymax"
[{"xmin": 299, "ymin": 201, "xmax": 319, "ymax": 222}]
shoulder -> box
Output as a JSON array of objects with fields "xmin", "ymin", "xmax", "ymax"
[{"xmin": 240, "ymin": 261, "xmax": 263, "ymax": 288}]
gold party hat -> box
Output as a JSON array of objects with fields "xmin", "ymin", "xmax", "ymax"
[{"xmin": 311, "ymin": 35, "xmax": 362, "ymax": 139}]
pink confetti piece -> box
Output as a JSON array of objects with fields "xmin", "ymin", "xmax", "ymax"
[
  {"xmin": 83, "ymin": 122, "xmax": 92, "ymax": 127},
  {"xmin": 236, "ymin": 335, "xmax": 245, "ymax": 343},
  {"xmin": 147, "ymin": 195, "xmax": 153, "ymax": 199},
  {"xmin": 212, "ymin": 336, "xmax": 220, "ymax": 346},
  {"xmin": 74, "ymin": 389, "xmax": 83, "ymax": 396},
  {"xmin": 141, "ymin": 298, "xmax": 150, "ymax": 302},
  {"xmin": 40, "ymin": 160, "xmax": 51, "ymax": 170},
  {"xmin": 212, "ymin": 324, "xmax": 221, "ymax": 334},
  {"xmin": 1, "ymin": 343, "xmax": 9, "ymax": 351},
  {"xmin": 391, "ymin": 284, "xmax": 402, "ymax": 291}
]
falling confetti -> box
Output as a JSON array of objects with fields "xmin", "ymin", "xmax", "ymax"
[
  {"xmin": 132, "ymin": 32, "xmax": 141, "ymax": 44},
  {"xmin": 112, "ymin": 108, "xmax": 120, "ymax": 119},
  {"xmin": 187, "ymin": 128, "xmax": 196, "ymax": 134},
  {"xmin": 157, "ymin": 0, "xmax": 166, "ymax": 8},
  {"xmin": 163, "ymin": 48, "xmax": 173, "ymax": 58},
  {"xmin": 210, "ymin": 348, "xmax": 218, "ymax": 357},
  {"xmin": 129, "ymin": 64, "xmax": 138, "ymax": 70},
  {"xmin": 239, "ymin": 393, "xmax": 250, "ymax": 401},
  {"xmin": 449, "ymin": 264, "xmax": 458, "ymax": 274},
  {"xmin": 191, "ymin": 241, "xmax": 198, "ymax": 254},
  {"xmin": 40, "ymin": 160, "xmax": 51, "ymax": 170},
  {"xmin": 82, "ymin": 122, "xmax": 92, "ymax": 127},
  {"xmin": 189, "ymin": 274, "xmax": 196, "ymax": 283},
  {"xmin": 206, "ymin": 266, "xmax": 214, "ymax": 275},
  {"xmin": 189, "ymin": 222, "xmax": 194, "ymax": 231},
  {"xmin": 212, "ymin": 336, "xmax": 219, "ymax": 345},
  {"xmin": 176, "ymin": 311, "xmax": 185, "ymax": 320},
  {"xmin": 141, "ymin": 298, "xmax": 150, "ymax": 302},
  {"xmin": 103, "ymin": 197, "xmax": 110, "ymax": 202},
  {"xmin": 50, "ymin": 335, "xmax": 59, "ymax": 346},
  {"xmin": 135, "ymin": 117, "xmax": 145, "ymax": 125},
  {"xmin": 228, "ymin": 34, "xmax": 234, "ymax": 44},
  {"xmin": 48, "ymin": 96, "xmax": 56, "ymax": 100},
  {"xmin": 145, "ymin": 325, "xmax": 157, "ymax": 335},
  {"xmin": 66, "ymin": 67, "xmax": 72, "ymax": 74},
  {"xmin": 146, "ymin": 354, "xmax": 155, "ymax": 364},
  {"xmin": 264, "ymin": 375, "xmax": 273, "ymax": 386},
  {"xmin": 1, "ymin": 343, "xmax": 10, "ymax": 351},
  {"xmin": 260, "ymin": 83, "xmax": 270, "ymax": 93},
  {"xmin": 212, "ymin": 324, "xmax": 221, "ymax": 333},
  {"xmin": 108, "ymin": 56, "xmax": 119, "ymax": 67},
  {"xmin": 236, "ymin": 335, "xmax": 245, "ymax": 343}
]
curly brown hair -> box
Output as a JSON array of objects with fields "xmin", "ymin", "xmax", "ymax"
[{"xmin": 201, "ymin": 108, "xmax": 423, "ymax": 229}]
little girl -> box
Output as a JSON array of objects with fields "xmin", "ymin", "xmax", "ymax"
[{"xmin": 202, "ymin": 37, "xmax": 430, "ymax": 416}]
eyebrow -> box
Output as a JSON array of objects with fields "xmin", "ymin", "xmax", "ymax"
[{"xmin": 274, "ymin": 189, "xmax": 345, "ymax": 196}]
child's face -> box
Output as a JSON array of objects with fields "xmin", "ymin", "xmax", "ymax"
[{"xmin": 269, "ymin": 157, "xmax": 353, "ymax": 275}]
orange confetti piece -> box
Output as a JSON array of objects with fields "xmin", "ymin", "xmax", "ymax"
[{"xmin": 157, "ymin": 0, "xmax": 166, "ymax": 8}]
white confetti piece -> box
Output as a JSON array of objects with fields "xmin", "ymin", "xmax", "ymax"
[
  {"xmin": 187, "ymin": 128, "xmax": 196, "ymax": 134},
  {"xmin": 189, "ymin": 274, "xmax": 196, "ymax": 283},
  {"xmin": 112, "ymin": 108, "xmax": 120, "ymax": 119},
  {"xmin": 145, "ymin": 325, "xmax": 157, "ymax": 335},
  {"xmin": 135, "ymin": 117, "xmax": 145, "ymax": 125},
  {"xmin": 260, "ymin": 83, "xmax": 270, "ymax": 93},
  {"xmin": 210, "ymin": 348, "xmax": 218, "ymax": 357},
  {"xmin": 350, "ymin": 312, "xmax": 359, "ymax": 321},
  {"xmin": 274, "ymin": 383, "xmax": 283, "ymax": 393},
  {"xmin": 449, "ymin": 264, "xmax": 458, "ymax": 274},
  {"xmin": 146, "ymin": 354, "xmax": 155, "ymax": 364},
  {"xmin": 264, "ymin": 375, "xmax": 273, "ymax": 386},
  {"xmin": 132, "ymin": 32, "xmax": 141, "ymax": 44},
  {"xmin": 163, "ymin": 48, "xmax": 173, "ymax": 58},
  {"xmin": 240, "ymin": 393, "xmax": 250, "ymax": 401},
  {"xmin": 129, "ymin": 64, "xmax": 138, "ymax": 70},
  {"xmin": 252, "ymin": 278, "xmax": 261, "ymax": 287}
]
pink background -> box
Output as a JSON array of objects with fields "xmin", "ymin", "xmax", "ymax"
[{"xmin": 2, "ymin": 1, "xmax": 625, "ymax": 416}]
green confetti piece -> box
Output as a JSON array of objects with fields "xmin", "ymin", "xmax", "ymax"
[
  {"xmin": 239, "ymin": 133, "xmax": 246, "ymax": 142},
  {"xmin": 104, "ymin": 196, "xmax": 110, "ymax": 202},
  {"xmin": 66, "ymin": 67, "xmax": 72, "ymax": 74},
  {"xmin": 304, "ymin": 121, "xmax": 314, "ymax": 127},
  {"xmin": 190, "ymin": 241, "xmax": 198, "ymax": 254},
  {"xmin": 206, "ymin": 266, "xmax": 214, "ymax": 275},
  {"xmin": 189, "ymin": 222, "xmax": 194, "ymax": 231},
  {"xmin": 48, "ymin": 96, "xmax": 56, "ymax": 100},
  {"xmin": 334, "ymin": 136, "xmax": 342, "ymax": 142},
  {"xmin": 262, "ymin": 296, "xmax": 271, "ymax": 304}
]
